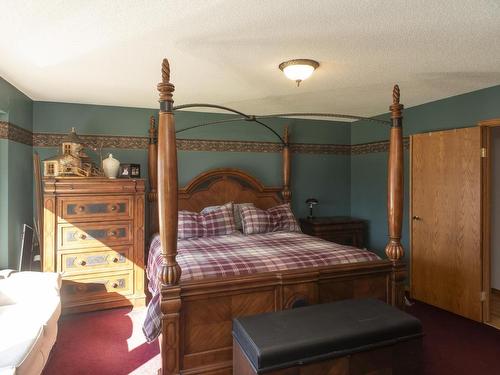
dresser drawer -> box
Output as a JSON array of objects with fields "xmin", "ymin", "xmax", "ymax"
[
  {"xmin": 61, "ymin": 271, "xmax": 134, "ymax": 305},
  {"xmin": 57, "ymin": 221, "xmax": 133, "ymax": 250},
  {"xmin": 59, "ymin": 246, "xmax": 133, "ymax": 275},
  {"xmin": 58, "ymin": 196, "xmax": 133, "ymax": 222}
]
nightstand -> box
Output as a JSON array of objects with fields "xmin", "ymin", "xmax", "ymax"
[{"xmin": 299, "ymin": 216, "xmax": 367, "ymax": 248}]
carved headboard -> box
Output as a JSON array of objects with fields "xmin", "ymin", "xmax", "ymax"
[
  {"xmin": 178, "ymin": 168, "xmax": 283, "ymax": 212},
  {"xmin": 147, "ymin": 118, "xmax": 291, "ymax": 236},
  {"xmin": 148, "ymin": 168, "xmax": 284, "ymax": 235}
]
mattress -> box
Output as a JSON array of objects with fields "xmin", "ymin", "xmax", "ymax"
[{"xmin": 143, "ymin": 231, "xmax": 380, "ymax": 342}]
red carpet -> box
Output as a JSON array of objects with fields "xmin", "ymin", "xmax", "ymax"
[
  {"xmin": 43, "ymin": 301, "xmax": 500, "ymax": 375},
  {"xmin": 43, "ymin": 307, "xmax": 160, "ymax": 375},
  {"xmin": 407, "ymin": 301, "xmax": 500, "ymax": 375}
]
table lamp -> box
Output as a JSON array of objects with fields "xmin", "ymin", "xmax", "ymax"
[{"xmin": 306, "ymin": 198, "xmax": 319, "ymax": 219}]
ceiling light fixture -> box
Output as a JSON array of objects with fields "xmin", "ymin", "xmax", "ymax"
[{"xmin": 279, "ymin": 59, "xmax": 319, "ymax": 87}]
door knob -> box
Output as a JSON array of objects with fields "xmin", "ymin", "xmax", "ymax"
[{"xmin": 412, "ymin": 216, "xmax": 422, "ymax": 221}]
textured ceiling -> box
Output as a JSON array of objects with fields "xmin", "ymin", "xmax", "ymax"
[{"xmin": 1, "ymin": 0, "xmax": 499, "ymax": 117}]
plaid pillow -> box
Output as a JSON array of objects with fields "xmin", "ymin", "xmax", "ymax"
[
  {"xmin": 240, "ymin": 203, "xmax": 301, "ymax": 235},
  {"xmin": 202, "ymin": 202, "xmax": 255, "ymax": 231},
  {"xmin": 178, "ymin": 202, "xmax": 236, "ymax": 239}
]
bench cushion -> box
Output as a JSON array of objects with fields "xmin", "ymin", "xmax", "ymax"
[{"xmin": 232, "ymin": 298, "xmax": 423, "ymax": 373}]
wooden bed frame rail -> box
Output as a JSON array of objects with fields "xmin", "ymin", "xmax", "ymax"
[{"xmin": 149, "ymin": 58, "xmax": 405, "ymax": 375}]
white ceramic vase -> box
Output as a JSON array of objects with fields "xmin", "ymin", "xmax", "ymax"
[{"xmin": 102, "ymin": 154, "xmax": 120, "ymax": 179}]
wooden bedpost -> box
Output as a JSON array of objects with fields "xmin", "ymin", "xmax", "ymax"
[
  {"xmin": 148, "ymin": 116, "xmax": 159, "ymax": 236},
  {"xmin": 282, "ymin": 126, "xmax": 291, "ymax": 203},
  {"xmin": 157, "ymin": 58, "xmax": 181, "ymax": 285},
  {"xmin": 157, "ymin": 58, "xmax": 182, "ymax": 375},
  {"xmin": 385, "ymin": 85, "xmax": 404, "ymax": 262},
  {"xmin": 386, "ymin": 85, "xmax": 406, "ymax": 308}
]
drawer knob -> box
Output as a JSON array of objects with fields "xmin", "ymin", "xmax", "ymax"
[
  {"xmin": 79, "ymin": 233, "xmax": 87, "ymax": 240},
  {"xmin": 78, "ymin": 259, "xmax": 86, "ymax": 266},
  {"xmin": 112, "ymin": 257, "xmax": 119, "ymax": 263},
  {"xmin": 75, "ymin": 284, "xmax": 87, "ymax": 293},
  {"xmin": 112, "ymin": 282, "xmax": 119, "ymax": 289},
  {"xmin": 110, "ymin": 204, "xmax": 117, "ymax": 211},
  {"xmin": 108, "ymin": 230, "xmax": 117, "ymax": 237},
  {"xmin": 77, "ymin": 205, "xmax": 85, "ymax": 212}
]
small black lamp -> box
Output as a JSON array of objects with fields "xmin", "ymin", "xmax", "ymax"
[{"xmin": 305, "ymin": 198, "xmax": 319, "ymax": 219}]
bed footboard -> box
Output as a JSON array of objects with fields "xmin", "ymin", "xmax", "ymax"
[{"xmin": 159, "ymin": 261, "xmax": 405, "ymax": 375}]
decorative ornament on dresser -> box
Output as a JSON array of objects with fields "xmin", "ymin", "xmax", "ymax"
[
  {"xmin": 42, "ymin": 127, "xmax": 103, "ymax": 177},
  {"xmin": 119, "ymin": 163, "xmax": 141, "ymax": 178},
  {"xmin": 102, "ymin": 154, "xmax": 120, "ymax": 178}
]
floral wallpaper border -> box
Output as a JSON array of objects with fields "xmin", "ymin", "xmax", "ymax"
[{"xmin": 0, "ymin": 123, "xmax": 408, "ymax": 154}]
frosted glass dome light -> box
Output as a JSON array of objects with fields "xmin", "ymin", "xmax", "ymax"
[{"xmin": 279, "ymin": 59, "xmax": 319, "ymax": 86}]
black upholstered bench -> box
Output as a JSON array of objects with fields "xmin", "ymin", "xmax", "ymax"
[{"xmin": 232, "ymin": 299, "xmax": 423, "ymax": 375}]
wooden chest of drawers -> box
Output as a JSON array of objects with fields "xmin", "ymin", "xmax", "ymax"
[
  {"xmin": 299, "ymin": 216, "xmax": 367, "ymax": 248},
  {"xmin": 43, "ymin": 178, "xmax": 146, "ymax": 313}
]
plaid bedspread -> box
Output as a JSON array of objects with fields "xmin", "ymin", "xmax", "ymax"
[{"xmin": 143, "ymin": 231, "xmax": 380, "ymax": 342}]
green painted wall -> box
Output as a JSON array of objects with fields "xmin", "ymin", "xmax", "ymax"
[
  {"xmin": 351, "ymin": 84, "xmax": 500, "ymax": 259},
  {"xmin": 8, "ymin": 142, "xmax": 33, "ymax": 267},
  {"xmin": 0, "ymin": 139, "xmax": 9, "ymax": 267},
  {"xmin": 33, "ymin": 101, "xmax": 352, "ymax": 220},
  {"xmin": 4, "ymin": 78, "xmax": 500, "ymax": 269},
  {"xmin": 0, "ymin": 77, "xmax": 33, "ymax": 131},
  {"xmin": 0, "ymin": 77, "xmax": 33, "ymax": 269}
]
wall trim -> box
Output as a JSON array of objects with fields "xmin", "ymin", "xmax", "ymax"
[
  {"xmin": 350, "ymin": 138, "xmax": 410, "ymax": 154},
  {"xmin": 0, "ymin": 124, "xmax": 408, "ymax": 154},
  {"xmin": 32, "ymin": 132, "xmax": 352, "ymax": 154},
  {"xmin": 0, "ymin": 122, "xmax": 33, "ymax": 146},
  {"xmin": 34, "ymin": 132, "xmax": 147, "ymax": 149}
]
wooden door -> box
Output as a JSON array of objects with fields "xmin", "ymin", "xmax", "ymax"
[{"xmin": 410, "ymin": 127, "xmax": 483, "ymax": 321}]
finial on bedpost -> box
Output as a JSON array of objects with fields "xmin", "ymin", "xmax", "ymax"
[
  {"xmin": 385, "ymin": 84, "xmax": 404, "ymax": 263},
  {"xmin": 390, "ymin": 84, "xmax": 403, "ymax": 120},
  {"xmin": 157, "ymin": 57, "xmax": 181, "ymax": 287},
  {"xmin": 162, "ymin": 58, "xmax": 170, "ymax": 83},
  {"xmin": 158, "ymin": 58, "xmax": 175, "ymax": 107},
  {"xmin": 392, "ymin": 84, "xmax": 400, "ymax": 105},
  {"xmin": 282, "ymin": 126, "xmax": 291, "ymax": 203}
]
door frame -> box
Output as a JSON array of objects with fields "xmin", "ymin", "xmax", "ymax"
[
  {"xmin": 478, "ymin": 118, "xmax": 500, "ymax": 323},
  {"xmin": 409, "ymin": 135, "xmax": 413, "ymax": 298}
]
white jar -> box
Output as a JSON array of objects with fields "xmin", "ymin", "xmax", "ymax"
[{"xmin": 102, "ymin": 154, "xmax": 120, "ymax": 178}]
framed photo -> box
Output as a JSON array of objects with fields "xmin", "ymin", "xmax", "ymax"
[{"xmin": 118, "ymin": 163, "xmax": 140, "ymax": 178}]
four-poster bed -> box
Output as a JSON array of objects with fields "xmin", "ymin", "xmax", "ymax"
[{"xmin": 147, "ymin": 58, "xmax": 406, "ymax": 375}]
